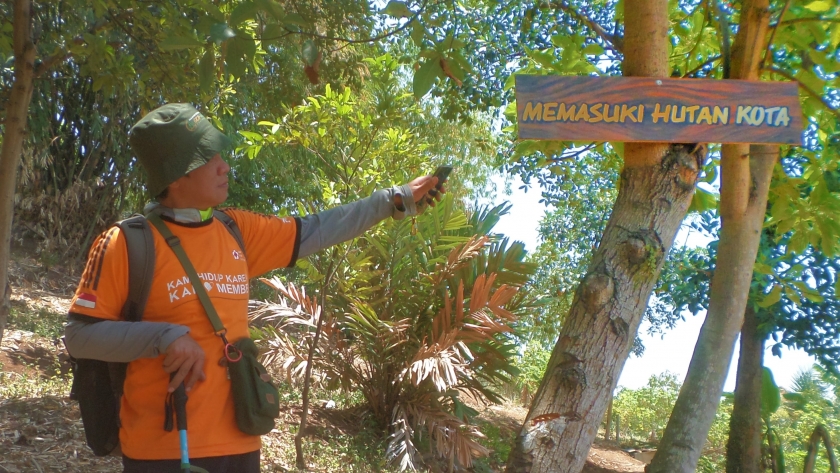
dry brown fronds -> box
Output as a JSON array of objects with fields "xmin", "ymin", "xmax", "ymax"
[{"xmin": 432, "ymin": 235, "xmax": 489, "ymax": 285}]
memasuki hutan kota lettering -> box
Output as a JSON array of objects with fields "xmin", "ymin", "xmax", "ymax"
[{"xmin": 520, "ymin": 102, "xmax": 792, "ymax": 127}]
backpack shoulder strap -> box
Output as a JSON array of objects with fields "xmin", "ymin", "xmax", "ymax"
[
  {"xmin": 115, "ymin": 214, "xmax": 155, "ymax": 322},
  {"xmin": 213, "ymin": 209, "xmax": 246, "ymax": 256}
]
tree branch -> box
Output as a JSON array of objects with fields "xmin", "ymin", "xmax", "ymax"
[
  {"xmin": 551, "ymin": 143, "xmax": 596, "ymax": 163},
  {"xmin": 549, "ymin": 1, "xmax": 624, "ymax": 53},
  {"xmin": 759, "ymin": 0, "xmax": 793, "ymax": 71},
  {"xmin": 683, "ymin": 55, "xmax": 721, "ymax": 78},
  {"xmin": 762, "ymin": 66, "xmax": 840, "ymax": 121},
  {"xmin": 779, "ymin": 17, "xmax": 840, "ymax": 25}
]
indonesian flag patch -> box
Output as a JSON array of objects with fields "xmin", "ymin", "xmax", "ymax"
[{"xmin": 76, "ymin": 293, "xmax": 97, "ymax": 309}]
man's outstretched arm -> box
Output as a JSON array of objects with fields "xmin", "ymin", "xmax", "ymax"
[{"xmin": 297, "ymin": 176, "xmax": 440, "ymax": 258}]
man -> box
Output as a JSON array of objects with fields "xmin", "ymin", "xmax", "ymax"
[{"xmin": 64, "ymin": 103, "xmax": 441, "ymax": 472}]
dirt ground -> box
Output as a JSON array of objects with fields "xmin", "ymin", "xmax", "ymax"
[{"xmin": 0, "ymin": 257, "xmax": 646, "ymax": 473}]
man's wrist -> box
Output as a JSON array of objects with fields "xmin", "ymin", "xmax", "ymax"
[
  {"xmin": 158, "ymin": 326, "xmax": 190, "ymax": 354},
  {"xmin": 394, "ymin": 194, "xmax": 406, "ymax": 212}
]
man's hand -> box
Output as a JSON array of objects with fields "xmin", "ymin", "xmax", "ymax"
[
  {"xmin": 163, "ymin": 334, "xmax": 206, "ymax": 393},
  {"xmin": 394, "ymin": 175, "xmax": 445, "ymax": 210}
]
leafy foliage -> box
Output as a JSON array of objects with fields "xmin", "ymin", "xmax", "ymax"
[
  {"xmin": 764, "ymin": 367, "xmax": 840, "ymax": 473},
  {"xmin": 611, "ymin": 372, "xmax": 732, "ymax": 472},
  {"xmin": 251, "ymin": 203, "xmax": 537, "ymax": 470}
]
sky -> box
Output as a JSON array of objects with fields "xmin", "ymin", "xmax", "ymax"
[{"xmin": 489, "ymin": 174, "xmax": 818, "ymax": 393}]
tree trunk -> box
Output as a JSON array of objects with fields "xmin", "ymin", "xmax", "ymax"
[
  {"xmin": 650, "ymin": 144, "xmax": 777, "ymax": 472},
  {"xmin": 0, "ymin": 0, "xmax": 36, "ymax": 345},
  {"xmin": 647, "ymin": 0, "xmax": 774, "ymax": 468},
  {"xmin": 725, "ymin": 305, "xmax": 765, "ymax": 473},
  {"xmin": 505, "ymin": 1, "xmax": 700, "ymax": 471},
  {"xmin": 803, "ymin": 425, "xmax": 839, "ymax": 473}
]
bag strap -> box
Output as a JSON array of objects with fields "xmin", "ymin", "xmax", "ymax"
[
  {"xmin": 213, "ymin": 209, "xmax": 246, "ymax": 258},
  {"xmin": 116, "ymin": 214, "xmax": 155, "ymax": 322},
  {"xmin": 146, "ymin": 213, "xmax": 227, "ymax": 336}
]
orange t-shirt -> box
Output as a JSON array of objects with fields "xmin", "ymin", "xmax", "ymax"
[{"xmin": 69, "ymin": 209, "xmax": 298, "ymax": 459}]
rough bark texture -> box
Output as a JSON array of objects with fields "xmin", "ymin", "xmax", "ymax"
[
  {"xmin": 505, "ymin": 145, "xmax": 703, "ymax": 472},
  {"xmin": 504, "ymin": 1, "xmax": 683, "ymax": 471},
  {"xmin": 649, "ymin": 144, "xmax": 778, "ymax": 473},
  {"xmin": 725, "ymin": 306, "xmax": 765, "ymax": 473},
  {"xmin": 0, "ymin": 0, "xmax": 36, "ymax": 344},
  {"xmin": 647, "ymin": 0, "xmax": 774, "ymax": 468}
]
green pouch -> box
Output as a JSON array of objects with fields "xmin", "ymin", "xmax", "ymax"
[{"xmin": 227, "ymin": 338, "xmax": 280, "ymax": 435}]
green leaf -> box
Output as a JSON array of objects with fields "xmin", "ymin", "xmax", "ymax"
[
  {"xmin": 804, "ymin": 0, "xmax": 831, "ymax": 12},
  {"xmin": 582, "ymin": 43, "xmax": 604, "ymax": 56},
  {"xmin": 793, "ymin": 281, "xmax": 825, "ymax": 303},
  {"xmin": 199, "ymin": 47, "xmax": 215, "ymax": 92},
  {"xmin": 758, "ymin": 284, "xmax": 782, "ymax": 308},
  {"xmin": 796, "ymin": 69, "xmax": 825, "ymax": 95},
  {"xmin": 302, "ymin": 39, "xmax": 318, "ymax": 66},
  {"xmin": 609, "ymin": 142, "xmax": 624, "ymax": 159},
  {"xmin": 784, "ymin": 285, "xmax": 801, "ymax": 305},
  {"xmin": 688, "ymin": 186, "xmax": 718, "ymax": 213},
  {"xmin": 262, "ymin": 24, "xmax": 284, "ymax": 43},
  {"xmin": 159, "ymin": 35, "xmax": 205, "ymax": 51},
  {"xmin": 239, "ymin": 130, "xmax": 264, "ymax": 142},
  {"xmin": 226, "ymin": 37, "xmax": 246, "ymax": 78},
  {"xmin": 411, "ymin": 21, "xmax": 425, "ymax": 47},
  {"xmin": 528, "ymin": 49, "xmax": 555, "ymax": 69},
  {"xmin": 761, "ymin": 367, "xmax": 781, "ymax": 418},
  {"xmin": 783, "ymin": 392, "xmax": 807, "ymax": 411},
  {"xmin": 210, "ymin": 23, "xmax": 236, "ymax": 44},
  {"xmin": 230, "ymin": 1, "xmax": 258, "ymax": 26},
  {"xmin": 381, "ymin": 1, "xmax": 412, "ymax": 18},
  {"xmin": 254, "ymin": 0, "xmax": 285, "ymax": 20},
  {"xmin": 413, "ymin": 59, "xmax": 442, "ymax": 99}
]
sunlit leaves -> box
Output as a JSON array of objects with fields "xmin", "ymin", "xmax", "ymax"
[
  {"xmin": 230, "ymin": 1, "xmax": 260, "ymax": 26},
  {"xmin": 759, "ymin": 284, "xmax": 783, "ymax": 308},
  {"xmin": 413, "ymin": 58, "xmax": 442, "ymax": 98},
  {"xmin": 381, "ymin": 1, "xmax": 412, "ymax": 18},
  {"xmin": 804, "ymin": 1, "xmax": 832, "ymax": 13},
  {"xmin": 688, "ymin": 186, "xmax": 718, "ymax": 213}
]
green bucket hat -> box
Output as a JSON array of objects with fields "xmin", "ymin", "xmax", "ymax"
[{"xmin": 129, "ymin": 103, "xmax": 232, "ymax": 197}]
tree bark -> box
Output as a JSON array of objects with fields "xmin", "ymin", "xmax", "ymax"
[
  {"xmin": 504, "ymin": 146, "xmax": 703, "ymax": 473},
  {"xmin": 725, "ymin": 305, "xmax": 765, "ymax": 473},
  {"xmin": 647, "ymin": 0, "xmax": 774, "ymax": 468},
  {"xmin": 504, "ymin": 1, "xmax": 700, "ymax": 471},
  {"xmin": 649, "ymin": 144, "xmax": 778, "ymax": 472},
  {"xmin": 0, "ymin": 0, "xmax": 36, "ymax": 344}
]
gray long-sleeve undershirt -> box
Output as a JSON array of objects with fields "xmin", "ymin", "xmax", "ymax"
[{"xmin": 65, "ymin": 186, "xmax": 416, "ymax": 362}]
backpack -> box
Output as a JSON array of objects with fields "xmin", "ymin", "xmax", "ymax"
[{"xmin": 67, "ymin": 210, "xmax": 245, "ymax": 456}]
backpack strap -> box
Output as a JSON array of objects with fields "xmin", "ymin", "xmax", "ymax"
[
  {"xmin": 116, "ymin": 214, "xmax": 155, "ymax": 322},
  {"xmin": 213, "ymin": 209, "xmax": 246, "ymax": 257}
]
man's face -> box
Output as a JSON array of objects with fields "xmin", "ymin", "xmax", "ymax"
[{"xmin": 170, "ymin": 154, "xmax": 230, "ymax": 208}]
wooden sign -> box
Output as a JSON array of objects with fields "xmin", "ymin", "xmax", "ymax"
[{"xmin": 515, "ymin": 76, "xmax": 802, "ymax": 145}]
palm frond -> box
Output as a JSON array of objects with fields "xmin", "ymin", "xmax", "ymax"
[
  {"xmin": 387, "ymin": 406, "xmax": 419, "ymax": 471},
  {"xmin": 433, "ymin": 235, "xmax": 490, "ymax": 284}
]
